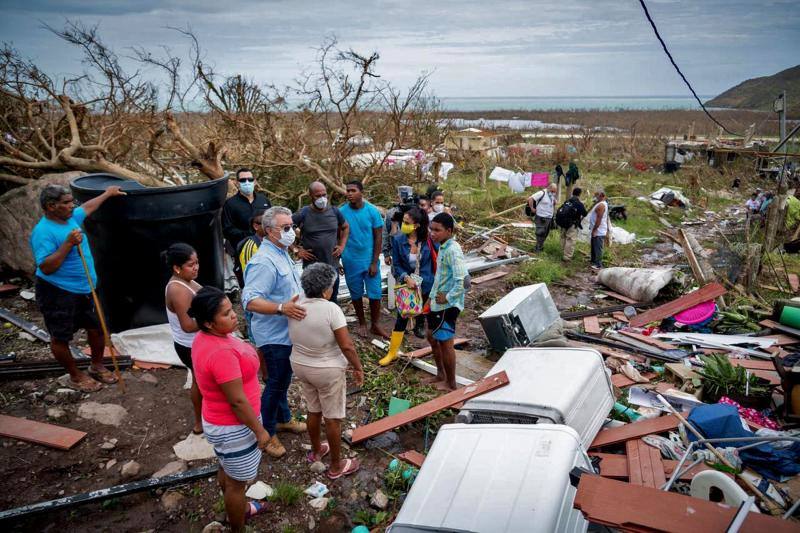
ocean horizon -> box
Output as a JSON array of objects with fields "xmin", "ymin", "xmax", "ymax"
[{"xmin": 438, "ymin": 95, "xmax": 713, "ymax": 111}]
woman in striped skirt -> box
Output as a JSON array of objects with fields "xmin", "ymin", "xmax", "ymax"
[{"xmin": 189, "ymin": 287, "xmax": 269, "ymax": 532}]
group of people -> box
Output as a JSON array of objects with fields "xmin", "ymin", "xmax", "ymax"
[
  {"xmin": 30, "ymin": 172, "xmax": 467, "ymax": 532},
  {"xmin": 745, "ymin": 188, "xmax": 774, "ymax": 221},
  {"xmin": 526, "ymin": 183, "xmax": 611, "ymax": 270}
]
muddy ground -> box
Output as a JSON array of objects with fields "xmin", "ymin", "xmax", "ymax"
[{"xmin": 0, "ymin": 201, "xmax": 782, "ymax": 532}]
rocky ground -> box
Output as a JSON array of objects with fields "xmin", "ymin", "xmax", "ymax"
[{"xmin": 0, "ymin": 197, "xmax": 785, "ymax": 532}]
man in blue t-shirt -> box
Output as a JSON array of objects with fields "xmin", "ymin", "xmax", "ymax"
[
  {"xmin": 339, "ymin": 180, "xmax": 389, "ymax": 339},
  {"xmin": 30, "ymin": 183, "xmax": 125, "ymax": 392}
]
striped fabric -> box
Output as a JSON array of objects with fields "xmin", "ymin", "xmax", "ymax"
[
  {"xmin": 203, "ymin": 419, "xmax": 262, "ymax": 481},
  {"xmin": 238, "ymin": 238, "xmax": 260, "ymax": 272}
]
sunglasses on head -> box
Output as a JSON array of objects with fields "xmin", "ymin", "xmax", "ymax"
[{"xmin": 238, "ymin": 177, "xmax": 255, "ymax": 183}]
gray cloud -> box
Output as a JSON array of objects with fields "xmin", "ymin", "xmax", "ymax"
[{"xmin": 0, "ymin": 0, "xmax": 797, "ymax": 97}]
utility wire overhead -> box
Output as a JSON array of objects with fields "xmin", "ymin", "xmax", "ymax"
[{"xmin": 637, "ymin": 0, "xmax": 743, "ymax": 137}]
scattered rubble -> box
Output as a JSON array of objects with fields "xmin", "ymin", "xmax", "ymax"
[{"xmin": 120, "ymin": 461, "xmax": 141, "ymax": 478}]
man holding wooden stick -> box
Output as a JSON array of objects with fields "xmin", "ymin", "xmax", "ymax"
[{"xmin": 30, "ymin": 184, "xmax": 125, "ymax": 392}]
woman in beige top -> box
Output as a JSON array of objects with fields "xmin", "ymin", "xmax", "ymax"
[{"xmin": 288, "ymin": 263, "xmax": 364, "ymax": 479}]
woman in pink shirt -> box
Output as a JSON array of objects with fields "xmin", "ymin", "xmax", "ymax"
[{"xmin": 189, "ymin": 287, "xmax": 269, "ymax": 531}]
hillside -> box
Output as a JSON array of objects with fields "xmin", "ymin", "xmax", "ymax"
[{"xmin": 706, "ymin": 65, "xmax": 800, "ymax": 117}]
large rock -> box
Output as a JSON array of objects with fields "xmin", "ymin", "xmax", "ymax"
[
  {"xmin": 0, "ymin": 172, "xmax": 86, "ymax": 274},
  {"xmin": 172, "ymin": 433, "xmax": 215, "ymax": 461},
  {"xmin": 151, "ymin": 460, "xmax": 188, "ymax": 479},
  {"xmin": 77, "ymin": 402, "xmax": 128, "ymax": 426}
]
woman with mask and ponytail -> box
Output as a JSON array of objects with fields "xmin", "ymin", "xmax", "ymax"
[
  {"xmin": 163, "ymin": 243, "xmax": 204, "ymax": 435},
  {"xmin": 379, "ymin": 207, "xmax": 438, "ymax": 366}
]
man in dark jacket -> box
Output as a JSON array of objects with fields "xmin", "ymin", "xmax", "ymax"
[
  {"xmin": 559, "ymin": 187, "xmax": 588, "ymax": 262},
  {"xmin": 222, "ymin": 168, "xmax": 271, "ymax": 287}
]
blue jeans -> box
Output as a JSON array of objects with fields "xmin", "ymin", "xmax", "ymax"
[{"xmin": 258, "ymin": 344, "xmax": 293, "ymax": 435}]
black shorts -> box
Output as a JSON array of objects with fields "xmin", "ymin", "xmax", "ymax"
[
  {"xmin": 34, "ymin": 277, "xmax": 100, "ymax": 343},
  {"xmin": 173, "ymin": 342, "xmax": 194, "ymax": 370},
  {"xmin": 427, "ymin": 307, "xmax": 460, "ymax": 341}
]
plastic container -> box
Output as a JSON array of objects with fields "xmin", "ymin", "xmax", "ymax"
[
  {"xmin": 70, "ymin": 174, "xmax": 229, "ymax": 332},
  {"xmin": 388, "ymin": 424, "xmax": 591, "ymax": 533},
  {"xmin": 673, "ymin": 300, "xmax": 716, "ymax": 325},
  {"xmin": 456, "ymin": 347, "xmax": 614, "ymax": 448}
]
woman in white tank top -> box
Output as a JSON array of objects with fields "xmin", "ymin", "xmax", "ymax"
[{"xmin": 164, "ymin": 243, "xmax": 203, "ymax": 435}]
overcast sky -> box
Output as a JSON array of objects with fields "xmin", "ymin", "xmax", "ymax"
[{"xmin": 1, "ymin": 0, "xmax": 798, "ymax": 99}]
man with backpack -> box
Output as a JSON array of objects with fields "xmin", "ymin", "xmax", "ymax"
[
  {"xmin": 555, "ymin": 188, "xmax": 588, "ymax": 262},
  {"xmin": 526, "ymin": 183, "xmax": 558, "ymax": 252}
]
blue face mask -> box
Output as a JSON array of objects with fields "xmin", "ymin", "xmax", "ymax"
[{"xmin": 239, "ymin": 180, "xmax": 255, "ymax": 195}]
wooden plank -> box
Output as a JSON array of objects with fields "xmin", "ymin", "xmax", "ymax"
[
  {"xmin": 590, "ymin": 453, "xmax": 724, "ymax": 481},
  {"xmin": 469, "ymin": 270, "xmax": 508, "ymax": 285},
  {"xmin": 351, "ymin": 371, "xmax": 510, "ymax": 444},
  {"xmin": 789, "ymin": 273, "xmax": 799, "ymax": 293},
  {"xmin": 629, "ymin": 283, "xmax": 727, "ymax": 328},
  {"xmin": 648, "ymin": 443, "xmax": 667, "ymax": 488},
  {"xmin": 618, "ymin": 330, "xmax": 677, "ymax": 351},
  {"xmin": 397, "ymin": 450, "xmax": 426, "ymax": 468},
  {"xmin": 0, "ymin": 414, "xmax": 87, "ymax": 450},
  {"xmin": 602, "ymin": 290, "xmax": 639, "ymax": 305},
  {"xmin": 728, "ymin": 358, "xmax": 776, "ymax": 371},
  {"xmin": 0, "ymin": 284, "xmax": 20, "ymax": 296},
  {"xmin": 132, "ymin": 360, "xmax": 172, "ymax": 370},
  {"xmin": 403, "ymin": 338, "xmax": 468, "ymax": 359},
  {"xmin": 625, "ymin": 440, "xmax": 644, "ymax": 486},
  {"xmin": 612, "ymin": 312, "xmax": 629, "ymax": 323},
  {"xmin": 583, "ymin": 316, "xmax": 602, "ymax": 335},
  {"xmin": 638, "ymin": 440, "xmax": 657, "ymax": 489},
  {"xmin": 610, "ymin": 372, "xmax": 657, "ymax": 389},
  {"xmin": 573, "ymin": 475, "xmax": 799, "ymax": 533},
  {"xmin": 759, "ymin": 319, "xmax": 800, "ymax": 339},
  {"xmin": 590, "ymin": 414, "xmax": 680, "ymax": 449}
]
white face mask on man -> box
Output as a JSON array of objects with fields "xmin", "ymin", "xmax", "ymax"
[
  {"xmin": 278, "ymin": 226, "xmax": 296, "ymax": 247},
  {"xmin": 314, "ymin": 196, "xmax": 328, "ymax": 209}
]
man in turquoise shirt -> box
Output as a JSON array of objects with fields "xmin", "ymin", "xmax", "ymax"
[
  {"xmin": 339, "ymin": 180, "xmax": 389, "ymax": 339},
  {"xmin": 30, "ymin": 183, "xmax": 125, "ymax": 392}
]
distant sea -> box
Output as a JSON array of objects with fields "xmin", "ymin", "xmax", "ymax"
[{"xmin": 438, "ymin": 96, "xmax": 713, "ymax": 111}]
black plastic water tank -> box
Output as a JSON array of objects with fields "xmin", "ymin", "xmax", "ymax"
[{"xmin": 70, "ymin": 174, "xmax": 229, "ymax": 332}]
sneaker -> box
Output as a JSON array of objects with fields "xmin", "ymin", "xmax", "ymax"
[
  {"xmin": 266, "ymin": 435, "xmax": 286, "ymax": 458},
  {"xmin": 276, "ymin": 420, "xmax": 307, "ymax": 434}
]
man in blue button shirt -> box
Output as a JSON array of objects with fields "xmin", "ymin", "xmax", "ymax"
[
  {"xmin": 30, "ymin": 183, "xmax": 125, "ymax": 392},
  {"xmin": 243, "ymin": 206, "xmax": 308, "ymax": 458}
]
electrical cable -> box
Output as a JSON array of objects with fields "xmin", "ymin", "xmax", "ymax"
[{"xmin": 637, "ymin": 0, "xmax": 743, "ymax": 137}]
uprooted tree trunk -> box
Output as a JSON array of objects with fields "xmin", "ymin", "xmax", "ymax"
[{"xmin": 0, "ymin": 171, "xmax": 86, "ymax": 274}]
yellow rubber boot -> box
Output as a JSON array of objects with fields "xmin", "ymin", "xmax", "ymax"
[{"xmin": 379, "ymin": 331, "xmax": 404, "ymax": 366}]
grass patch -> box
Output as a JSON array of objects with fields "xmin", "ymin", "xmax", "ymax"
[{"xmin": 268, "ymin": 482, "xmax": 304, "ymax": 506}]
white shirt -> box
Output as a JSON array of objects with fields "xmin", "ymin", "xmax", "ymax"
[
  {"xmin": 532, "ymin": 190, "xmax": 556, "ymax": 218},
  {"xmin": 588, "ymin": 201, "xmax": 609, "ymax": 237},
  {"xmin": 288, "ymin": 297, "xmax": 348, "ymax": 368}
]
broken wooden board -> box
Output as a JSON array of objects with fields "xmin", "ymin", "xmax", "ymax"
[
  {"xmin": 727, "ymin": 358, "xmax": 776, "ymax": 371},
  {"xmin": 573, "ymin": 474, "xmax": 798, "ymax": 533},
  {"xmin": 664, "ymin": 362, "xmax": 700, "ymax": 383},
  {"xmin": 0, "ymin": 414, "xmax": 87, "ymax": 450},
  {"xmin": 589, "ymin": 453, "xmax": 727, "ymax": 482},
  {"xmin": 0, "ymin": 284, "xmax": 20, "ymax": 296},
  {"xmin": 469, "ymin": 270, "xmax": 508, "ymax": 285},
  {"xmin": 601, "ymin": 290, "xmax": 639, "ymax": 305},
  {"xmin": 728, "ymin": 359, "xmax": 781, "ymax": 386},
  {"xmin": 612, "ymin": 312, "xmax": 629, "ymax": 323},
  {"xmin": 398, "ymin": 450, "xmax": 426, "ymax": 468},
  {"xmin": 351, "ymin": 371, "xmax": 510, "ymax": 444},
  {"xmin": 132, "ymin": 360, "xmax": 172, "ymax": 370},
  {"xmin": 590, "ymin": 414, "xmax": 680, "ymax": 449},
  {"xmin": 759, "ymin": 319, "xmax": 800, "ymax": 340},
  {"xmin": 610, "ymin": 372, "xmax": 657, "ymax": 389},
  {"xmin": 618, "ymin": 330, "xmax": 678, "ymax": 351},
  {"xmin": 760, "ymin": 334, "xmax": 799, "ymax": 346},
  {"xmin": 629, "ymin": 283, "xmax": 727, "ymax": 328},
  {"xmin": 583, "ymin": 316, "xmax": 601, "ymax": 335},
  {"xmin": 403, "ymin": 338, "xmax": 468, "ymax": 359},
  {"xmin": 625, "ymin": 439, "xmax": 667, "ymax": 489}
]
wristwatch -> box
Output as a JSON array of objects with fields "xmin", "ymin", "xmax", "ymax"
[{"xmin": 276, "ymin": 303, "xmax": 284, "ymax": 315}]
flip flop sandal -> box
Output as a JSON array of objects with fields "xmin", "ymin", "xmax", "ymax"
[
  {"xmin": 327, "ymin": 457, "xmax": 360, "ymax": 480},
  {"xmin": 306, "ymin": 442, "xmax": 330, "ymax": 463},
  {"xmin": 70, "ymin": 378, "xmax": 103, "ymax": 393},
  {"xmin": 87, "ymin": 368, "xmax": 118, "ymax": 384},
  {"xmin": 245, "ymin": 500, "xmax": 268, "ymax": 520}
]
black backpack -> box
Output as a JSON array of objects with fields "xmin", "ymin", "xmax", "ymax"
[{"xmin": 555, "ymin": 199, "xmax": 580, "ymax": 229}]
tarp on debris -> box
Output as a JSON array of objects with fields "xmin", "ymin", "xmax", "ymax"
[
  {"xmin": 650, "ymin": 187, "xmax": 691, "ymax": 209},
  {"xmin": 110, "ymin": 323, "xmax": 184, "ymax": 367},
  {"xmin": 577, "ymin": 219, "xmax": 637, "ymax": 245}
]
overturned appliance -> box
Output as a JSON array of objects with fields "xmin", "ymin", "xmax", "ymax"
[
  {"xmin": 456, "ymin": 347, "xmax": 614, "ymax": 448},
  {"xmin": 388, "ymin": 424, "xmax": 591, "ymax": 533},
  {"xmin": 478, "ymin": 283, "xmax": 559, "ymax": 353}
]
